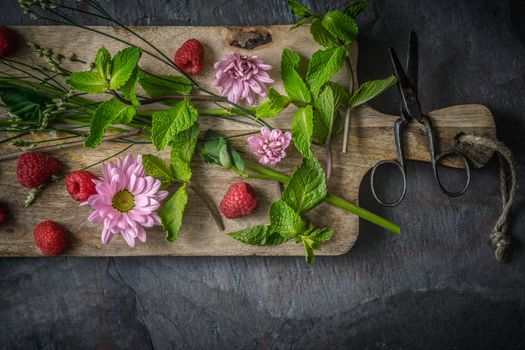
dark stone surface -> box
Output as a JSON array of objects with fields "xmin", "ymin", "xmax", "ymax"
[{"xmin": 1, "ymin": 0, "xmax": 525, "ymax": 349}]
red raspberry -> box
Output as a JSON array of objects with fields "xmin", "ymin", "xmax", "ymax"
[
  {"xmin": 220, "ymin": 182, "xmax": 259, "ymax": 219},
  {"xmin": 174, "ymin": 39, "xmax": 204, "ymax": 75},
  {"xmin": 0, "ymin": 26, "xmax": 18, "ymax": 58},
  {"xmin": 17, "ymin": 152, "xmax": 62, "ymax": 188},
  {"xmin": 33, "ymin": 220, "xmax": 68, "ymax": 256},
  {"xmin": 0, "ymin": 203, "xmax": 8, "ymax": 226},
  {"xmin": 65, "ymin": 170, "xmax": 98, "ymax": 202}
]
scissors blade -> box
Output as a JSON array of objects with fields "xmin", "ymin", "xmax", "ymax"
[
  {"xmin": 389, "ymin": 47, "xmax": 423, "ymax": 122},
  {"xmin": 406, "ymin": 30, "xmax": 418, "ymax": 92}
]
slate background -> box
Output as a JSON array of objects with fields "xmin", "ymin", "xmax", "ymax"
[{"xmin": 1, "ymin": 0, "xmax": 525, "ymax": 349}]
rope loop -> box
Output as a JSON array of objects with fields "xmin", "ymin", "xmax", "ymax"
[{"xmin": 456, "ymin": 134, "xmax": 517, "ymax": 263}]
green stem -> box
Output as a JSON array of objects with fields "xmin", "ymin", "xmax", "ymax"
[{"xmin": 244, "ymin": 160, "xmax": 400, "ymax": 234}]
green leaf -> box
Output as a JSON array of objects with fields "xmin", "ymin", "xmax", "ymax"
[
  {"xmin": 306, "ymin": 46, "xmax": 347, "ymax": 96},
  {"xmin": 95, "ymin": 47, "xmax": 111, "ymax": 80},
  {"xmin": 142, "ymin": 154, "xmax": 175, "ymax": 190},
  {"xmin": 281, "ymin": 49, "xmax": 311, "ymax": 103},
  {"xmin": 310, "ymin": 19, "xmax": 339, "ymax": 48},
  {"xmin": 200, "ymin": 130, "xmax": 226, "ymax": 164},
  {"xmin": 229, "ymin": 224, "xmax": 289, "ymax": 246},
  {"xmin": 85, "ymin": 98, "xmax": 136, "ymax": 147},
  {"xmin": 119, "ymin": 67, "xmax": 140, "ymax": 106},
  {"xmin": 200, "ymin": 130, "xmax": 246, "ymax": 175},
  {"xmin": 282, "ymin": 158, "xmax": 327, "ymax": 215},
  {"xmin": 67, "ymin": 71, "xmax": 107, "ymax": 94},
  {"xmin": 291, "ymin": 105, "xmax": 313, "ymax": 158},
  {"xmin": 305, "ymin": 227, "xmax": 334, "ymax": 243},
  {"xmin": 0, "ymin": 87, "xmax": 51, "ymax": 124},
  {"xmin": 321, "ymin": 10, "xmax": 359, "ymax": 43},
  {"xmin": 312, "ymin": 85, "xmax": 336, "ymax": 143},
  {"xmin": 159, "ymin": 184, "xmax": 188, "ymax": 242},
  {"xmin": 269, "ymin": 200, "xmax": 305, "ymax": 239},
  {"xmin": 255, "ymin": 88, "xmax": 291, "ymax": 118},
  {"xmin": 327, "ymin": 81, "xmax": 350, "ymax": 109},
  {"xmin": 301, "ymin": 236, "xmax": 316, "ymax": 264},
  {"xmin": 287, "ymin": 0, "xmax": 312, "ymax": 17},
  {"xmin": 170, "ymin": 123, "xmax": 199, "ymax": 182},
  {"xmin": 109, "ymin": 47, "xmax": 142, "ymax": 90},
  {"xmin": 139, "ymin": 70, "xmax": 193, "ymax": 103},
  {"xmin": 343, "ymin": 0, "xmax": 368, "ymax": 18},
  {"xmin": 218, "ymin": 144, "xmax": 232, "ymax": 169},
  {"xmin": 348, "ymin": 75, "xmax": 396, "ymax": 108},
  {"xmin": 290, "ymin": 17, "xmax": 312, "ymax": 30},
  {"xmin": 230, "ymin": 147, "xmax": 246, "ymax": 174},
  {"xmin": 151, "ymin": 99, "xmax": 198, "ymax": 151},
  {"xmin": 300, "ymin": 226, "xmax": 334, "ymax": 264}
]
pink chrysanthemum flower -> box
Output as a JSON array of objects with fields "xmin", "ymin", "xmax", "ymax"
[
  {"xmin": 247, "ymin": 127, "xmax": 292, "ymax": 165},
  {"xmin": 82, "ymin": 154, "xmax": 168, "ymax": 247},
  {"xmin": 214, "ymin": 52, "xmax": 274, "ymax": 105}
]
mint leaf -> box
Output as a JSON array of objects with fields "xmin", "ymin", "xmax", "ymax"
[
  {"xmin": 85, "ymin": 98, "xmax": 136, "ymax": 147},
  {"xmin": 109, "ymin": 47, "xmax": 142, "ymax": 90},
  {"xmin": 301, "ymin": 236, "xmax": 317, "ymax": 264},
  {"xmin": 281, "ymin": 49, "xmax": 311, "ymax": 103},
  {"xmin": 310, "ymin": 19, "xmax": 339, "ymax": 48},
  {"xmin": 348, "ymin": 75, "xmax": 396, "ymax": 108},
  {"xmin": 306, "ymin": 46, "xmax": 347, "ymax": 96},
  {"xmin": 229, "ymin": 224, "xmax": 289, "ymax": 246},
  {"xmin": 321, "ymin": 11, "xmax": 359, "ymax": 43},
  {"xmin": 151, "ymin": 99, "xmax": 198, "ymax": 151},
  {"xmin": 170, "ymin": 123, "xmax": 199, "ymax": 182},
  {"xmin": 67, "ymin": 71, "xmax": 107, "ymax": 94},
  {"xmin": 269, "ymin": 200, "xmax": 305, "ymax": 239},
  {"xmin": 282, "ymin": 158, "xmax": 327, "ymax": 215},
  {"xmin": 255, "ymin": 88, "xmax": 291, "ymax": 118},
  {"xmin": 291, "ymin": 105, "xmax": 313, "ymax": 158},
  {"xmin": 159, "ymin": 184, "xmax": 188, "ymax": 242},
  {"xmin": 139, "ymin": 70, "xmax": 193, "ymax": 102},
  {"xmin": 95, "ymin": 47, "xmax": 111, "ymax": 80},
  {"xmin": 313, "ymin": 85, "xmax": 336, "ymax": 143},
  {"xmin": 300, "ymin": 226, "xmax": 334, "ymax": 264},
  {"xmin": 327, "ymin": 81, "xmax": 350, "ymax": 108},
  {"xmin": 142, "ymin": 154, "xmax": 175, "ymax": 190},
  {"xmin": 120, "ymin": 67, "xmax": 140, "ymax": 106},
  {"xmin": 288, "ymin": 0, "xmax": 312, "ymax": 17},
  {"xmin": 305, "ymin": 227, "xmax": 334, "ymax": 243},
  {"xmin": 343, "ymin": 0, "xmax": 368, "ymax": 18}
]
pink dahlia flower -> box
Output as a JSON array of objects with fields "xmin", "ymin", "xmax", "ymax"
[
  {"xmin": 247, "ymin": 127, "xmax": 292, "ymax": 165},
  {"xmin": 214, "ymin": 52, "xmax": 274, "ymax": 105},
  {"xmin": 82, "ymin": 154, "xmax": 168, "ymax": 247}
]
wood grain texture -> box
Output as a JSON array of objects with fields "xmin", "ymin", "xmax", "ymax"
[{"xmin": 0, "ymin": 26, "xmax": 496, "ymax": 256}]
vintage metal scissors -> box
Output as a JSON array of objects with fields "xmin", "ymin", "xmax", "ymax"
[{"xmin": 370, "ymin": 31, "xmax": 471, "ymax": 207}]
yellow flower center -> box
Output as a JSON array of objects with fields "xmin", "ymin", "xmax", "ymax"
[{"xmin": 112, "ymin": 189, "xmax": 135, "ymax": 213}]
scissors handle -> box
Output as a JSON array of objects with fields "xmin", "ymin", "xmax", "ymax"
[
  {"xmin": 370, "ymin": 160, "xmax": 407, "ymax": 207},
  {"xmin": 434, "ymin": 150, "xmax": 471, "ymax": 197},
  {"xmin": 370, "ymin": 118, "xmax": 408, "ymax": 207},
  {"xmin": 420, "ymin": 116, "xmax": 471, "ymax": 197}
]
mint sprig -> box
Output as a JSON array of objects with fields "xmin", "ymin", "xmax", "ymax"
[
  {"xmin": 109, "ymin": 47, "xmax": 142, "ymax": 90},
  {"xmin": 85, "ymin": 98, "xmax": 136, "ymax": 147},
  {"xmin": 151, "ymin": 99, "xmax": 198, "ymax": 151}
]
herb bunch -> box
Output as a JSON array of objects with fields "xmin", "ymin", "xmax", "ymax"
[{"xmin": 0, "ymin": 0, "xmax": 400, "ymax": 263}]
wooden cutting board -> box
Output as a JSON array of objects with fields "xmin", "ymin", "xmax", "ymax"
[{"xmin": 0, "ymin": 26, "xmax": 496, "ymax": 256}]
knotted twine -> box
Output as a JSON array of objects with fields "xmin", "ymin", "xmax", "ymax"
[{"xmin": 456, "ymin": 134, "xmax": 518, "ymax": 263}]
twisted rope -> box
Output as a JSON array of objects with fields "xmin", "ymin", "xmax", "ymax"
[{"xmin": 457, "ymin": 134, "xmax": 518, "ymax": 263}]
